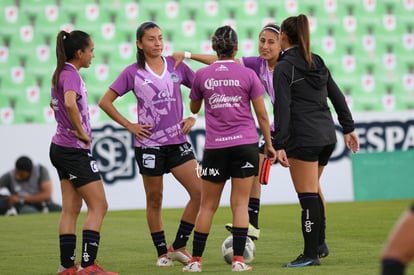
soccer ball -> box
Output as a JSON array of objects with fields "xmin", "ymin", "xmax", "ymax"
[{"xmin": 221, "ymin": 235, "xmax": 256, "ymax": 264}]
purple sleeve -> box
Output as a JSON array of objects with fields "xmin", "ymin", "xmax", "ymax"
[
  {"xmin": 241, "ymin": 56, "xmax": 262, "ymax": 76},
  {"xmin": 109, "ymin": 64, "xmax": 136, "ymax": 96},
  {"xmin": 179, "ymin": 62, "xmax": 195, "ymax": 88},
  {"xmin": 62, "ymin": 73, "xmax": 82, "ymax": 96},
  {"xmin": 189, "ymin": 69, "xmax": 204, "ymax": 101}
]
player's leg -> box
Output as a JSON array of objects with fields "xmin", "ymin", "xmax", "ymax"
[
  {"xmin": 51, "ymin": 143, "xmax": 84, "ymax": 274},
  {"xmin": 183, "ymin": 179, "xmax": 224, "ymax": 272},
  {"xmin": 247, "ymin": 153, "xmax": 264, "ymax": 239},
  {"xmin": 230, "ymin": 176, "xmax": 254, "ymax": 271},
  {"xmin": 168, "ymin": 158, "xmax": 201, "ymax": 264},
  {"xmin": 77, "ymin": 179, "xmax": 112, "ymax": 273},
  {"xmin": 226, "ymin": 148, "xmax": 263, "ymax": 241},
  {"xmin": 227, "ymin": 144, "xmax": 258, "ymax": 271},
  {"xmin": 381, "ymin": 204, "xmax": 414, "ymax": 275},
  {"xmin": 141, "ymin": 174, "xmax": 172, "ymax": 266},
  {"xmin": 171, "ymin": 158, "xmax": 201, "ymax": 241},
  {"xmin": 317, "ymin": 166, "xmax": 329, "ymax": 258},
  {"xmin": 58, "ymin": 178, "xmax": 83, "ymax": 274},
  {"xmin": 284, "ymin": 158, "xmax": 321, "ymax": 267},
  {"xmin": 76, "ymin": 179, "xmax": 116, "ymax": 274},
  {"xmin": 135, "ymin": 146, "xmax": 172, "ymax": 266},
  {"xmin": 315, "ymin": 144, "xmax": 335, "ymax": 259}
]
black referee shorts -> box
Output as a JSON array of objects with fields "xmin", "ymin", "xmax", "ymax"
[{"xmin": 287, "ymin": 144, "xmax": 336, "ymax": 166}]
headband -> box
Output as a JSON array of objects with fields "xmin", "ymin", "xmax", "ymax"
[{"xmin": 262, "ymin": 26, "xmax": 280, "ymax": 34}]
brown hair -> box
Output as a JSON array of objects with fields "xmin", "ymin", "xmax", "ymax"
[
  {"xmin": 281, "ymin": 14, "xmax": 312, "ymax": 66},
  {"xmin": 52, "ymin": 30, "xmax": 91, "ymax": 89}
]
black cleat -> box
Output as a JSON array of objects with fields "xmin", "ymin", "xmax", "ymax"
[
  {"xmin": 318, "ymin": 241, "xmax": 330, "ymax": 258},
  {"xmin": 283, "ymin": 254, "xmax": 321, "ymax": 267}
]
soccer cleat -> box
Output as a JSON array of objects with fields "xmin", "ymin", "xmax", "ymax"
[
  {"xmin": 156, "ymin": 254, "xmax": 174, "ymax": 267},
  {"xmin": 182, "ymin": 257, "xmax": 202, "ymax": 272},
  {"xmin": 167, "ymin": 245, "xmax": 191, "ymax": 264},
  {"xmin": 318, "ymin": 241, "xmax": 330, "ymax": 258},
  {"xmin": 76, "ymin": 263, "xmax": 118, "ymax": 275},
  {"xmin": 57, "ymin": 265, "xmax": 78, "ymax": 275},
  {"xmin": 5, "ymin": 206, "xmax": 18, "ymax": 216},
  {"xmin": 283, "ymin": 254, "xmax": 321, "ymax": 267},
  {"xmin": 231, "ymin": 256, "xmax": 252, "ymax": 272},
  {"xmin": 225, "ymin": 223, "xmax": 260, "ymax": 241}
]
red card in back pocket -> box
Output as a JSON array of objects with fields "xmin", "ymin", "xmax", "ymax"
[{"xmin": 260, "ymin": 158, "xmax": 272, "ymax": 185}]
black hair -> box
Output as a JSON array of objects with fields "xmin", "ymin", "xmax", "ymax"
[
  {"xmin": 136, "ymin": 21, "xmax": 161, "ymax": 69},
  {"xmin": 52, "ymin": 30, "xmax": 91, "ymax": 89},
  {"xmin": 211, "ymin": 25, "xmax": 238, "ymax": 58},
  {"xmin": 15, "ymin": 156, "xmax": 33, "ymax": 172}
]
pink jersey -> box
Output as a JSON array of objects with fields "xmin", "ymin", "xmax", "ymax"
[
  {"xmin": 51, "ymin": 63, "xmax": 92, "ymax": 150},
  {"xmin": 110, "ymin": 56, "xmax": 194, "ymax": 147},
  {"xmin": 190, "ymin": 60, "xmax": 265, "ymax": 149}
]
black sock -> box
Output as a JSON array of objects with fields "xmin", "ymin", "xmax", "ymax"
[
  {"xmin": 232, "ymin": 227, "xmax": 248, "ymax": 257},
  {"xmin": 382, "ymin": 258, "xmax": 405, "ymax": 275},
  {"xmin": 192, "ymin": 231, "xmax": 209, "ymax": 257},
  {"xmin": 317, "ymin": 194, "xmax": 326, "ymax": 245},
  {"xmin": 81, "ymin": 230, "xmax": 100, "ymax": 268},
  {"xmin": 172, "ymin": 220, "xmax": 194, "ymax": 250},
  {"xmin": 298, "ymin": 193, "xmax": 321, "ymax": 259},
  {"xmin": 248, "ymin": 198, "xmax": 260, "ymax": 229},
  {"xmin": 59, "ymin": 234, "xmax": 76, "ymax": 268},
  {"xmin": 151, "ymin": 231, "xmax": 168, "ymax": 257}
]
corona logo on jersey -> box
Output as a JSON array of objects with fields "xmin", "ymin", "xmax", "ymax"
[
  {"xmin": 204, "ymin": 78, "xmax": 240, "ymax": 90},
  {"xmin": 92, "ymin": 124, "xmax": 136, "ymax": 184}
]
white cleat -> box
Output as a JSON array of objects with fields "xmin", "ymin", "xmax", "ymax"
[
  {"xmin": 156, "ymin": 254, "xmax": 173, "ymax": 267},
  {"xmin": 182, "ymin": 261, "xmax": 202, "ymax": 272},
  {"xmin": 232, "ymin": 261, "xmax": 252, "ymax": 272}
]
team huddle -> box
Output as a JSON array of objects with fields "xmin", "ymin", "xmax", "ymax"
[{"xmin": 50, "ymin": 12, "xmax": 412, "ymax": 275}]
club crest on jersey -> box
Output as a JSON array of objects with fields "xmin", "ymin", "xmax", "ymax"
[
  {"xmin": 170, "ymin": 72, "xmax": 179, "ymax": 83},
  {"xmin": 91, "ymin": 124, "xmax": 136, "ymax": 184}
]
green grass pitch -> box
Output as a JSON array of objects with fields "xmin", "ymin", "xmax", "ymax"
[{"xmin": 1, "ymin": 199, "xmax": 413, "ymax": 274}]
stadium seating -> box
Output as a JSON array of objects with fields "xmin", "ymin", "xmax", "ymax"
[{"xmin": 0, "ymin": 0, "xmax": 413, "ymax": 124}]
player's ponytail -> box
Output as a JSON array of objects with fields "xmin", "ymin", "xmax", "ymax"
[
  {"xmin": 52, "ymin": 30, "xmax": 91, "ymax": 89},
  {"xmin": 281, "ymin": 14, "xmax": 312, "ymax": 67},
  {"xmin": 52, "ymin": 31, "xmax": 68, "ymax": 89}
]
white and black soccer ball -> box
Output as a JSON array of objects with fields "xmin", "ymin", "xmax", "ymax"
[{"xmin": 221, "ymin": 235, "xmax": 256, "ymax": 264}]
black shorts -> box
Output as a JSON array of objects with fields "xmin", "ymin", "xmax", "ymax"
[
  {"xmin": 410, "ymin": 202, "xmax": 414, "ymax": 212},
  {"xmin": 201, "ymin": 143, "xmax": 259, "ymax": 183},
  {"xmin": 286, "ymin": 144, "xmax": 336, "ymax": 166},
  {"xmin": 49, "ymin": 143, "xmax": 101, "ymax": 188},
  {"xmin": 135, "ymin": 142, "xmax": 196, "ymax": 176}
]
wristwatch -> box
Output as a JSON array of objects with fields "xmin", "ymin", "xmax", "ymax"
[{"xmin": 19, "ymin": 196, "xmax": 25, "ymax": 204}]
